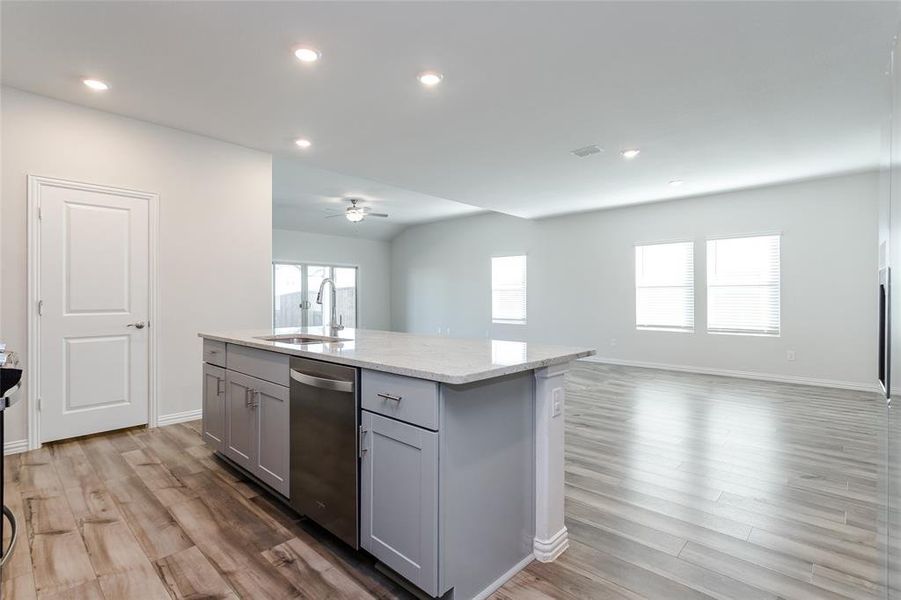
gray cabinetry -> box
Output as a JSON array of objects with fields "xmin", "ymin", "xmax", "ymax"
[
  {"xmin": 252, "ymin": 376, "xmax": 290, "ymax": 496},
  {"xmin": 224, "ymin": 370, "xmax": 256, "ymax": 473},
  {"xmin": 201, "ymin": 363, "xmax": 226, "ymax": 452},
  {"xmin": 222, "ymin": 367, "xmax": 291, "ymax": 497},
  {"xmin": 203, "ymin": 339, "xmax": 226, "ymax": 367},
  {"xmin": 202, "ymin": 342, "xmax": 293, "ymax": 499},
  {"xmin": 360, "ymin": 410, "xmax": 439, "ymax": 596},
  {"xmin": 361, "ymin": 369, "xmax": 439, "ymax": 430}
]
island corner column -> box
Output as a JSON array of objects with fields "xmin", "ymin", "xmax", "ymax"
[{"xmin": 533, "ymin": 361, "xmax": 570, "ymax": 562}]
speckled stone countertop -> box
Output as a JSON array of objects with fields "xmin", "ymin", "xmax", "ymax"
[{"xmin": 198, "ymin": 327, "xmax": 595, "ymax": 385}]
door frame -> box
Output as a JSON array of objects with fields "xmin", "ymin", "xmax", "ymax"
[{"xmin": 26, "ymin": 175, "xmax": 160, "ymax": 450}]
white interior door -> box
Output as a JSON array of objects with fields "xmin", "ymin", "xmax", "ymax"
[{"xmin": 36, "ymin": 178, "xmax": 151, "ymax": 443}]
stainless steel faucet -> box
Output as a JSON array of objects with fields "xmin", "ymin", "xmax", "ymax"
[{"xmin": 316, "ymin": 278, "xmax": 345, "ymax": 332}]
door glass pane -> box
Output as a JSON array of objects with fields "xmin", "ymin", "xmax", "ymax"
[
  {"xmin": 306, "ymin": 265, "xmax": 330, "ymax": 327},
  {"xmin": 273, "ymin": 264, "xmax": 303, "ymax": 328},
  {"xmin": 334, "ymin": 267, "xmax": 357, "ymax": 328}
]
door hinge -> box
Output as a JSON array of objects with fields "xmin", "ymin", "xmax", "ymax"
[
  {"xmin": 36, "ymin": 397, "xmax": 42, "ymax": 412},
  {"xmin": 37, "ymin": 206, "xmax": 42, "ymax": 220},
  {"xmin": 359, "ymin": 425, "xmax": 367, "ymax": 458},
  {"xmin": 37, "ymin": 300, "xmax": 44, "ymax": 316}
]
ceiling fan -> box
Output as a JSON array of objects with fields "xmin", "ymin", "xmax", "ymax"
[{"xmin": 326, "ymin": 198, "xmax": 389, "ymax": 223}]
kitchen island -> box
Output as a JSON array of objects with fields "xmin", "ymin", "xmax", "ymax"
[{"xmin": 198, "ymin": 327, "xmax": 594, "ymax": 600}]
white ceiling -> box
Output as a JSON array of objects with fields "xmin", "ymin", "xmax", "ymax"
[
  {"xmin": 2, "ymin": 1, "xmax": 897, "ymax": 228},
  {"xmin": 272, "ymin": 158, "xmax": 481, "ymax": 240}
]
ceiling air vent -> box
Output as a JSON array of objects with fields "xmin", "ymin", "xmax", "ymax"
[{"xmin": 570, "ymin": 144, "xmax": 603, "ymax": 158}]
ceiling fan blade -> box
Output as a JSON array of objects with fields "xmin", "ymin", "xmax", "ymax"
[
  {"xmin": 325, "ymin": 214, "xmax": 345, "ymax": 219},
  {"xmin": 368, "ymin": 213, "xmax": 389, "ymax": 218}
]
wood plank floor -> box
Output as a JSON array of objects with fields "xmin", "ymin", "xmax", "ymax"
[{"xmin": 2, "ymin": 362, "xmax": 887, "ymax": 599}]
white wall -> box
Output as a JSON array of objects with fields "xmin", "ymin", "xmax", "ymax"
[
  {"xmin": 392, "ymin": 172, "xmax": 879, "ymax": 389},
  {"xmin": 272, "ymin": 229, "xmax": 391, "ymax": 330},
  {"xmin": 1, "ymin": 88, "xmax": 273, "ymax": 448}
]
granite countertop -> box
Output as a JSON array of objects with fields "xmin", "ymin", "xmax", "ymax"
[{"xmin": 198, "ymin": 327, "xmax": 595, "ymax": 384}]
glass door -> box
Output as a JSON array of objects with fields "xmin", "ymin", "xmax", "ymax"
[
  {"xmin": 273, "ymin": 264, "xmax": 304, "ymax": 328},
  {"xmin": 333, "ymin": 266, "xmax": 358, "ymax": 328},
  {"xmin": 305, "ymin": 265, "xmax": 329, "ymax": 327},
  {"xmin": 273, "ymin": 263, "xmax": 358, "ymax": 328}
]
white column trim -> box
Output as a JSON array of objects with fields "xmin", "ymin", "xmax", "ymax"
[{"xmin": 533, "ymin": 362, "xmax": 570, "ymax": 562}]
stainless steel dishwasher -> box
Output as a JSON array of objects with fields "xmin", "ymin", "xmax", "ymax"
[{"xmin": 289, "ymin": 356, "xmax": 360, "ymax": 548}]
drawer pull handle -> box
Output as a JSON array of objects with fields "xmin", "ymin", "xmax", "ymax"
[{"xmin": 377, "ymin": 393, "xmax": 402, "ymax": 402}]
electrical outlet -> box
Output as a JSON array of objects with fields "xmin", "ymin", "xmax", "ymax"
[
  {"xmin": 610, "ymin": 337, "xmax": 617, "ymax": 347},
  {"xmin": 787, "ymin": 350, "xmax": 796, "ymax": 361},
  {"xmin": 552, "ymin": 388, "xmax": 563, "ymax": 418}
]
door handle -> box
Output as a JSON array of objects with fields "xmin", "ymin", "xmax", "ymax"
[{"xmin": 126, "ymin": 321, "xmax": 146, "ymax": 329}]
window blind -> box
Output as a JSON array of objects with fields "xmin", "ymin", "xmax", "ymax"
[
  {"xmin": 707, "ymin": 234, "xmax": 780, "ymax": 335},
  {"xmin": 492, "ymin": 255, "xmax": 527, "ymax": 324},
  {"xmin": 635, "ymin": 242, "xmax": 694, "ymax": 332}
]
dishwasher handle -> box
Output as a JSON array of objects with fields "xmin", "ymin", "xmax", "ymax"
[{"xmin": 290, "ymin": 369, "xmax": 354, "ymax": 393}]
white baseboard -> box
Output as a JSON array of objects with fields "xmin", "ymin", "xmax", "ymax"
[
  {"xmin": 4, "ymin": 438, "xmax": 29, "ymax": 455},
  {"xmin": 472, "ymin": 553, "xmax": 535, "ymax": 600},
  {"xmin": 156, "ymin": 408, "xmax": 202, "ymax": 427},
  {"xmin": 533, "ymin": 527, "xmax": 570, "ymax": 562},
  {"xmin": 581, "ymin": 356, "xmax": 881, "ymax": 393}
]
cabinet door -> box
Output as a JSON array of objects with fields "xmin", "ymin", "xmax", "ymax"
[
  {"xmin": 252, "ymin": 378, "xmax": 290, "ymax": 497},
  {"xmin": 224, "ymin": 370, "xmax": 256, "ymax": 472},
  {"xmin": 360, "ymin": 411, "xmax": 438, "ymax": 596},
  {"xmin": 202, "ymin": 363, "xmax": 226, "ymax": 452}
]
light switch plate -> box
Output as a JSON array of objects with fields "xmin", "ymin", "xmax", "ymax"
[{"xmin": 552, "ymin": 388, "xmax": 563, "ymax": 418}]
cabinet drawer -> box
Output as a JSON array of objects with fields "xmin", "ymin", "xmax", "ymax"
[
  {"xmin": 226, "ymin": 344, "xmax": 290, "ymax": 386},
  {"xmin": 203, "ymin": 339, "xmax": 226, "ymax": 367},
  {"xmin": 361, "ymin": 370, "xmax": 439, "ymax": 430}
]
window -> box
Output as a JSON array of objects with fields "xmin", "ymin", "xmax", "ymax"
[
  {"xmin": 707, "ymin": 234, "xmax": 780, "ymax": 336},
  {"xmin": 491, "ymin": 255, "xmax": 527, "ymax": 324},
  {"xmin": 273, "ymin": 263, "xmax": 358, "ymax": 328},
  {"xmin": 635, "ymin": 242, "xmax": 694, "ymax": 332}
]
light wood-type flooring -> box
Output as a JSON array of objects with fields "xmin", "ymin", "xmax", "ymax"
[{"xmin": 1, "ymin": 363, "xmax": 888, "ymax": 599}]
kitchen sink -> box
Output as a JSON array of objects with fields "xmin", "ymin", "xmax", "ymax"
[{"xmin": 256, "ymin": 334, "xmax": 348, "ymax": 345}]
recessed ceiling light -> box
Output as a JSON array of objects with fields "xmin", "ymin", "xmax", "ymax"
[
  {"xmin": 295, "ymin": 138, "xmax": 312, "ymax": 149},
  {"xmin": 293, "ymin": 47, "xmax": 321, "ymax": 63},
  {"xmin": 82, "ymin": 78, "xmax": 109, "ymax": 91},
  {"xmin": 621, "ymin": 149, "xmax": 640, "ymax": 159},
  {"xmin": 669, "ymin": 179, "xmax": 684, "ymax": 187},
  {"xmin": 417, "ymin": 71, "xmax": 443, "ymax": 87}
]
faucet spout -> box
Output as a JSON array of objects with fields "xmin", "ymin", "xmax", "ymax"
[{"xmin": 316, "ymin": 278, "xmax": 344, "ymax": 332}]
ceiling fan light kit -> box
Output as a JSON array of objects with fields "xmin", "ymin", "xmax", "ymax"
[{"xmin": 327, "ymin": 198, "xmax": 389, "ymax": 223}]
